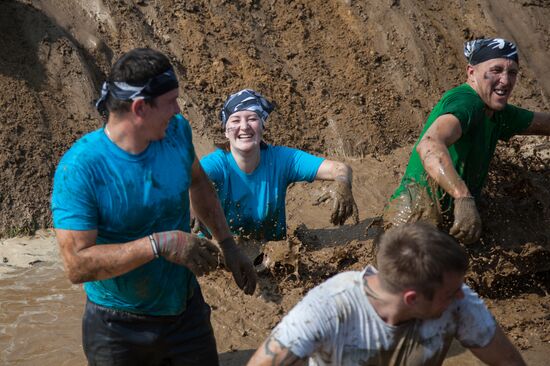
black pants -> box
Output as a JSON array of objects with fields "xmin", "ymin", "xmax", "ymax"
[{"xmin": 82, "ymin": 286, "xmax": 219, "ymax": 366}]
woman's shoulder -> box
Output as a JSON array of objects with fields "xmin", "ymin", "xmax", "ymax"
[{"xmin": 200, "ymin": 148, "xmax": 231, "ymax": 173}]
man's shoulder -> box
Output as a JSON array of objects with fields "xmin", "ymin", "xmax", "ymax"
[
  {"xmin": 59, "ymin": 129, "xmax": 104, "ymax": 165},
  {"xmin": 441, "ymin": 84, "xmax": 482, "ymax": 105},
  {"xmin": 307, "ymin": 271, "xmax": 364, "ymax": 299}
]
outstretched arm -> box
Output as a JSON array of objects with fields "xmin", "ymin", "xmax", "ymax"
[
  {"xmin": 416, "ymin": 114, "xmax": 481, "ymax": 244},
  {"xmin": 416, "ymin": 114, "xmax": 470, "ymax": 198},
  {"xmin": 520, "ymin": 112, "xmax": 550, "ymax": 135},
  {"xmin": 247, "ymin": 334, "xmax": 307, "ymax": 366},
  {"xmin": 314, "ymin": 159, "xmax": 359, "ymax": 225},
  {"xmin": 469, "ymin": 325, "xmax": 526, "ymax": 366},
  {"xmin": 189, "ymin": 156, "xmax": 257, "ymax": 294}
]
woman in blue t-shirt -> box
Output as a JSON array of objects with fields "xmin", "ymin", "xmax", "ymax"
[{"xmin": 198, "ymin": 89, "xmax": 359, "ymax": 241}]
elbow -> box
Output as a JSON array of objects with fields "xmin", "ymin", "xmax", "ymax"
[
  {"xmin": 416, "ymin": 139, "xmax": 427, "ymax": 156},
  {"xmin": 66, "ymin": 267, "xmax": 85, "ymax": 284},
  {"xmin": 63, "ymin": 259, "xmax": 89, "ymax": 284}
]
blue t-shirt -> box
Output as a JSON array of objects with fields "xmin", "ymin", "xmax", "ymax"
[
  {"xmin": 200, "ymin": 145, "xmax": 324, "ymax": 240},
  {"xmin": 51, "ymin": 114, "xmax": 196, "ymax": 316}
]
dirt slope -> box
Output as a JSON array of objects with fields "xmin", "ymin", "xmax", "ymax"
[{"xmin": 1, "ymin": 0, "xmax": 549, "ymax": 362}]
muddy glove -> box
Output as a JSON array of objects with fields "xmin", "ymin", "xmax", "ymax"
[
  {"xmin": 314, "ymin": 180, "xmax": 360, "ymax": 226},
  {"xmin": 449, "ymin": 197, "xmax": 482, "ymax": 244},
  {"xmin": 152, "ymin": 231, "xmax": 221, "ymax": 276},
  {"xmin": 219, "ymin": 237, "xmax": 257, "ymax": 295}
]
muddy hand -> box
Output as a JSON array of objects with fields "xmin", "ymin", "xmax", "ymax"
[
  {"xmin": 153, "ymin": 231, "xmax": 221, "ymax": 276},
  {"xmin": 449, "ymin": 197, "xmax": 482, "ymax": 244},
  {"xmin": 219, "ymin": 237, "xmax": 257, "ymax": 295},
  {"xmin": 315, "ymin": 181, "xmax": 359, "ymax": 226}
]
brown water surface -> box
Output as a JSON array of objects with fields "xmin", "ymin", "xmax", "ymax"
[{"xmin": 0, "ymin": 262, "xmax": 86, "ymax": 365}]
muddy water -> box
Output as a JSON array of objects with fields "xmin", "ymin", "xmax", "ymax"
[{"xmin": 0, "ymin": 262, "xmax": 86, "ymax": 365}]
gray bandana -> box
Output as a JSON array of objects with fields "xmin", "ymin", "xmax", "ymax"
[
  {"xmin": 95, "ymin": 68, "xmax": 179, "ymax": 113},
  {"xmin": 219, "ymin": 89, "xmax": 274, "ymax": 128},
  {"xmin": 464, "ymin": 38, "xmax": 519, "ymax": 65}
]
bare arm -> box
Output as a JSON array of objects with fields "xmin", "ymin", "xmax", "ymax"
[
  {"xmin": 189, "ymin": 156, "xmax": 257, "ymax": 294},
  {"xmin": 315, "ymin": 159, "xmax": 352, "ymax": 184},
  {"xmin": 416, "ymin": 114, "xmax": 471, "ymax": 199},
  {"xmin": 469, "ymin": 325, "xmax": 526, "ymax": 366},
  {"xmin": 417, "ymin": 114, "xmax": 482, "ymax": 243},
  {"xmin": 247, "ymin": 335, "xmax": 307, "ymax": 366},
  {"xmin": 55, "ymin": 229, "xmax": 154, "ymax": 284},
  {"xmin": 313, "ymin": 159, "xmax": 359, "ymax": 225},
  {"xmin": 520, "ymin": 112, "xmax": 550, "ymax": 135},
  {"xmin": 189, "ymin": 156, "xmax": 233, "ymax": 242}
]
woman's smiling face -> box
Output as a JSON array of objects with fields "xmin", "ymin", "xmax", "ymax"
[{"xmin": 225, "ymin": 110, "xmax": 264, "ymax": 153}]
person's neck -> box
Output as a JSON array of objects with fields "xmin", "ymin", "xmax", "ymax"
[
  {"xmin": 230, "ymin": 146, "xmax": 261, "ymax": 174},
  {"xmin": 364, "ymin": 274, "xmax": 413, "ymax": 326},
  {"xmin": 466, "ymin": 80, "xmax": 495, "ymax": 118},
  {"xmin": 105, "ymin": 115, "xmax": 149, "ymax": 155}
]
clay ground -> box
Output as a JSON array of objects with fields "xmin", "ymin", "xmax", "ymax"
[{"xmin": 1, "ymin": 0, "xmax": 549, "ymax": 364}]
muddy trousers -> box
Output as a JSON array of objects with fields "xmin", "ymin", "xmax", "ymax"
[{"xmin": 82, "ymin": 287, "xmax": 219, "ymax": 366}]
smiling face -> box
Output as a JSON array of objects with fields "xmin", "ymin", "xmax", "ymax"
[
  {"xmin": 467, "ymin": 58, "xmax": 519, "ymax": 113},
  {"xmin": 225, "ymin": 110, "xmax": 263, "ymax": 153}
]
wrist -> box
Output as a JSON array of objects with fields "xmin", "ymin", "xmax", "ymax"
[
  {"xmin": 218, "ymin": 236, "xmax": 237, "ymax": 251},
  {"xmin": 148, "ymin": 234, "xmax": 160, "ymax": 259},
  {"xmin": 334, "ymin": 175, "xmax": 352, "ymax": 188}
]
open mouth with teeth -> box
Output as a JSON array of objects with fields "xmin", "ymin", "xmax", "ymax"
[{"xmin": 493, "ymin": 88, "xmax": 508, "ymax": 97}]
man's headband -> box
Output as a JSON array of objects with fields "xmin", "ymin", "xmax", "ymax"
[
  {"xmin": 464, "ymin": 38, "xmax": 519, "ymax": 65},
  {"xmin": 219, "ymin": 89, "xmax": 274, "ymax": 128},
  {"xmin": 95, "ymin": 68, "xmax": 179, "ymax": 113}
]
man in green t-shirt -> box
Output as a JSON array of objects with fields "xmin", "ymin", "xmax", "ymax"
[{"xmin": 384, "ymin": 38, "xmax": 550, "ymax": 244}]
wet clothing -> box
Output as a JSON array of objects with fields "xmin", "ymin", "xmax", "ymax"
[
  {"xmin": 390, "ymin": 83, "xmax": 533, "ymax": 211},
  {"xmin": 52, "ymin": 114, "xmax": 197, "ymax": 316},
  {"xmin": 83, "ymin": 285, "xmax": 218, "ymax": 366},
  {"xmin": 271, "ymin": 266, "xmax": 496, "ymax": 366},
  {"xmin": 200, "ymin": 145, "xmax": 324, "ymax": 240}
]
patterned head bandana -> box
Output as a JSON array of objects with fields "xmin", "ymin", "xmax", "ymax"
[
  {"xmin": 95, "ymin": 68, "xmax": 179, "ymax": 113},
  {"xmin": 219, "ymin": 89, "xmax": 274, "ymax": 128},
  {"xmin": 464, "ymin": 38, "xmax": 519, "ymax": 65}
]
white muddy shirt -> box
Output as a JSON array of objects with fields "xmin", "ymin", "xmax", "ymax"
[{"xmin": 271, "ymin": 266, "xmax": 496, "ymax": 366}]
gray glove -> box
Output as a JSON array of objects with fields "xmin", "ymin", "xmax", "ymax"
[
  {"xmin": 153, "ymin": 231, "xmax": 221, "ymax": 276},
  {"xmin": 315, "ymin": 181, "xmax": 360, "ymax": 226},
  {"xmin": 449, "ymin": 197, "xmax": 482, "ymax": 244}
]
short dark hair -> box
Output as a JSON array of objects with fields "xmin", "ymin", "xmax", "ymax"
[
  {"xmin": 377, "ymin": 223, "xmax": 468, "ymax": 299},
  {"xmin": 105, "ymin": 48, "xmax": 173, "ymax": 114}
]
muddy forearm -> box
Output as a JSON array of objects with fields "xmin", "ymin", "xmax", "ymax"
[
  {"xmin": 58, "ymin": 232, "xmax": 154, "ymax": 284},
  {"xmin": 417, "ymin": 139, "xmax": 471, "ymax": 199},
  {"xmin": 247, "ymin": 336, "xmax": 306, "ymax": 366},
  {"xmin": 190, "ymin": 173, "xmax": 233, "ymax": 243},
  {"xmin": 316, "ymin": 159, "xmax": 353, "ymax": 186}
]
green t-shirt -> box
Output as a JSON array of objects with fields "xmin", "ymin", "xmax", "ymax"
[{"xmin": 391, "ymin": 83, "xmax": 534, "ymax": 209}]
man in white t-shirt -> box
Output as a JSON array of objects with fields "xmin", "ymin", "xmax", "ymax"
[{"xmin": 247, "ymin": 223, "xmax": 525, "ymax": 366}]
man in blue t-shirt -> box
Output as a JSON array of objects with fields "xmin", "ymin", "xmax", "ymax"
[
  {"xmin": 199, "ymin": 89, "xmax": 360, "ymax": 241},
  {"xmin": 51, "ymin": 48, "xmax": 256, "ymax": 366}
]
